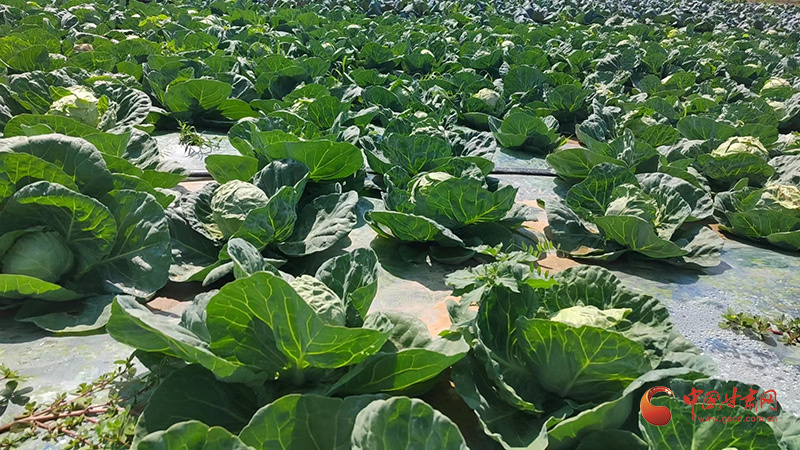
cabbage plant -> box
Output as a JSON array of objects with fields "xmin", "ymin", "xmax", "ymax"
[
  {"xmin": 107, "ymin": 247, "xmax": 467, "ymax": 441},
  {"xmin": 365, "ymin": 160, "xmax": 535, "ymax": 265},
  {"xmin": 2, "ymin": 71, "xmax": 154, "ymax": 135},
  {"xmin": 489, "ymin": 110, "xmax": 565, "ymax": 154},
  {"xmin": 695, "ymin": 135, "xmax": 776, "ymax": 189},
  {"xmin": 169, "ymin": 129, "xmax": 367, "ymax": 284},
  {"xmin": 360, "ymin": 132, "xmax": 528, "ymax": 264},
  {"xmin": 0, "ymin": 134, "xmax": 171, "ymax": 332},
  {"xmin": 448, "ymin": 261, "xmax": 792, "ymax": 450},
  {"xmin": 548, "ymin": 128, "xmax": 660, "ymax": 180},
  {"xmin": 714, "ymin": 155, "xmax": 800, "ymax": 251},
  {"xmin": 47, "ymin": 85, "xmax": 105, "ymax": 127},
  {"xmin": 546, "ymin": 163, "xmax": 723, "ymax": 268},
  {"xmin": 461, "ymin": 87, "xmax": 506, "ymax": 129},
  {"xmin": 364, "ymin": 132, "xmax": 495, "ymax": 182},
  {"xmin": 526, "ymin": 83, "xmax": 592, "ymax": 133},
  {"xmin": 168, "ymin": 157, "xmax": 361, "ymax": 284}
]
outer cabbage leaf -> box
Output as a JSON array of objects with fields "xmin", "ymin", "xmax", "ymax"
[
  {"xmin": 0, "ymin": 274, "xmax": 82, "ymax": 301},
  {"xmin": 516, "ymin": 318, "xmax": 652, "ymax": 403},
  {"xmin": 545, "ymin": 199, "xmax": 625, "ymax": 260},
  {"xmin": 277, "ymin": 190, "xmax": 358, "ymax": 256},
  {"xmin": 328, "ymin": 312, "xmax": 468, "ymax": 395},
  {"xmin": 85, "ymin": 190, "xmax": 170, "ymax": 298},
  {"xmin": 0, "ymin": 134, "xmax": 114, "ymax": 197},
  {"xmin": 365, "ymin": 210, "xmax": 464, "ymax": 246},
  {"xmin": 13, "ymin": 295, "xmax": 113, "ymax": 333},
  {"xmin": 714, "ymin": 184, "xmax": 800, "ymax": 251},
  {"xmin": 489, "ymin": 111, "xmax": 564, "ymax": 153},
  {"xmin": 425, "ymin": 177, "xmax": 517, "ymax": 229},
  {"xmin": 315, "ymin": 248, "xmax": 379, "ymax": 327},
  {"xmin": 640, "ymin": 378, "xmax": 792, "ymax": 450},
  {"xmin": 107, "ymin": 296, "xmax": 265, "ymax": 384},
  {"xmin": 133, "ymin": 365, "xmax": 260, "ymax": 443},
  {"xmin": 350, "ymin": 397, "xmax": 468, "ymax": 450},
  {"xmin": 238, "ymin": 394, "xmax": 380, "ymax": 450},
  {"xmin": 566, "ymin": 163, "xmax": 638, "ymax": 219},
  {"xmin": 366, "ymin": 133, "xmax": 452, "ymax": 176},
  {"xmin": 135, "ymin": 421, "xmax": 249, "ymax": 450},
  {"xmin": 696, "ymin": 152, "xmax": 775, "ymax": 189},
  {"xmin": 164, "ymin": 79, "xmax": 232, "ymax": 114},
  {"xmin": 261, "ymin": 140, "xmax": 362, "ymax": 182},
  {"xmin": 205, "ymin": 272, "xmax": 388, "ymax": 379}
]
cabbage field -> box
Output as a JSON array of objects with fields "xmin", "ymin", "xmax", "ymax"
[{"xmin": 1, "ymin": 0, "xmax": 800, "ymax": 448}]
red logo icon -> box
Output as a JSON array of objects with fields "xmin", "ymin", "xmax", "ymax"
[{"xmin": 641, "ymin": 386, "xmax": 675, "ymax": 426}]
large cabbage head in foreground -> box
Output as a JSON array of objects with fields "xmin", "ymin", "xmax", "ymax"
[
  {"xmin": 0, "ymin": 134, "xmax": 171, "ymax": 332},
  {"xmin": 2, "ymin": 231, "xmax": 74, "ymax": 283}
]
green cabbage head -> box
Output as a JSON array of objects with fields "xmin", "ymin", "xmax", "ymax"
[
  {"xmin": 712, "ymin": 136, "xmax": 769, "ymax": 160},
  {"xmin": 210, "ymin": 180, "xmax": 270, "ymax": 238},
  {"xmin": 410, "ymin": 172, "xmax": 453, "ymax": 203},
  {"xmin": 2, "ymin": 231, "xmax": 74, "ymax": 283},
  {"xmin": 767, "ymin": 100, "xmax": 787, "ymax": 118},
  {"xmin": 47, "ymin": 86, "xmax": 102, "ymax": 127},
  {"xmin": 471, "ymin": 88, "xmax": 504, "ymax": 115},
  {"xmin": 763, "ymin": 77, "xmax": 791, "ymax": 92},
  {"xmin": 761, "ymin": 184, "xmax": 800, "ymax": 211}
]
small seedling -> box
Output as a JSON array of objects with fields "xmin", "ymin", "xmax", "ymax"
[
  {"xmin": 178, "ymin": 122, "xmax": 220, "ymax": 156},
  {"xmin": 720, "ymin": 309, "xmax": 800, "ymax": 346}
]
